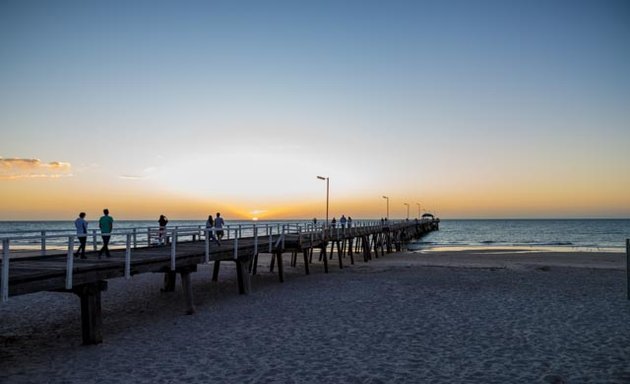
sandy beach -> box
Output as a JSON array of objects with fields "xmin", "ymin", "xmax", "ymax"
[{"xmin": 1, "ymin": 249, "xmax": 629, "ymax": 383}]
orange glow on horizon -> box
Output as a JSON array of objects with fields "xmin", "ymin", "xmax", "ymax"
[{"xmin": 1, "ymin": 173, "xmax": 629, "ymax": 220}]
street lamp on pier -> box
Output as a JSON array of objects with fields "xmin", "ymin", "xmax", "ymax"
[
  {"xmin": 382, "ymin": 196, "xmax": 389, "ymax": 220},
  {"xmin": 416, "ymin": 203, "xmax": 421, "ymax": 219},
  {"xmin": 317, "ymin": 176, "xmax": 329, "ymax": 227},
  {"xmin": 403, "ymin": 203, "xmax": 409, "ymax": 220}
]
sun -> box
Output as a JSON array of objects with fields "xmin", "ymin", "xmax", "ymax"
[{"xmin": 252, "ymin": 217, "xmax": 259, "ymax": 221}]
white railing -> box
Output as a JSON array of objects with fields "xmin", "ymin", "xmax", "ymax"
[{"xmin": 0, "ymin": 219, "xmax": 430, "ymax": 303}]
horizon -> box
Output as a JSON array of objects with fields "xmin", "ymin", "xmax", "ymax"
[
  {"xmin": 1, "ymin": 216, "xmax": 629, "ymax": 223},
  {"xmin": 2, "ymin": 1, "xmax": 629, "ymax": 220}
]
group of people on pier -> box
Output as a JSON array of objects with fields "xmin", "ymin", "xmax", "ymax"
[
  {"xmin": 331, "ymin": 215, "xmax": 352, "ymax": 228},
  {"xmin": 73, "ymin": 210, "xmax": 226, "ymax": 259},
  {"xmin": 73, "ymin": 208, "xmax": 113, "ymax": 259}
]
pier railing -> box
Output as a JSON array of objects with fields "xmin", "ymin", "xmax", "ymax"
[{"xmin": 1, "ymin": 219, "xmax": 418, "ymax": 303}]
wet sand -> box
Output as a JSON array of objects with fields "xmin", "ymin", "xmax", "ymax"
[{"xmin": 1, "ymin": 249, "xmax": 629, "ymax": 383}]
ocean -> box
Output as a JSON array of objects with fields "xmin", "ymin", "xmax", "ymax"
[
  {"xmin": 408, "ymin": 219, "xmax": 630, "ymax": 253},
  {"xmin": 1, "ymin": 219, "xmax": 629, "ymax": 253}
]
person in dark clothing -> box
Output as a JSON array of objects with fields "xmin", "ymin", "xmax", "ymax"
[
  {"xmin": 74, "ymin": 212, "xmax": 88, "ymax": 259},
  {"xmin": 98, "ymin": 208, "xmax": 113, "ymax": 258},
  {"xmin": 158, "ymin": 214, "xmax": 168, "ymax": 245}
]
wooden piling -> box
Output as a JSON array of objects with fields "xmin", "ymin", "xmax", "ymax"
[{"xmin": 72, "ymin": 281, "xmax": 107, "ymax": 345}]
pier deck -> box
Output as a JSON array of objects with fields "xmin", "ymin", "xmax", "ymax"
[{"xmin": 1, "ymin": 219, "xmax": 439, "ymax": 344}]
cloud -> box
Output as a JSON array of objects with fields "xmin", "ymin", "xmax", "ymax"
[
  {"xmin": 119, "ymin": 166, "xmax": 158, "ymax": 180},
  {"xmin": 119, "ymin": 175, "xmax": 145, "ymax": 180},
  {"xmin": 0, "ymin": 157, "xmax": 72, "ymax": 179}
]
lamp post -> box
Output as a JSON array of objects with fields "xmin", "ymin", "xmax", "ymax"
[
  {"xmin": 403, "ymin": 203, "xmax": 409, "ymax": 220},
  {"xmin": 382, "ymin": 196, "xmax": 389, "ymax": 220},
  {"xmin": 416, "ymin": 203, "xmax": 421, "ymax": 219},
  {"xmin": 317, "ymin": 176, "xmax": 329, "ymax": 227}
]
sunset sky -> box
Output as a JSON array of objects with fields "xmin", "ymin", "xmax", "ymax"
[{"xmin": 1, "ymin": 0, "xmax": 629, "ymax": 220}]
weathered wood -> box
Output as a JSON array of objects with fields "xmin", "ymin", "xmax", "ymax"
[
  {"xmin": 336, "ymin": 241, "xmax": 343, "ymax": 269},
  {"xmin": 321, "ymin": 245, "xmax": 329, "ymax": 273},
  {"xmin": 72, "ymin": 281, "xmax": 107, "ymax": 345},
  {"xmin": 302, "ymin": 249, "xmax": 310, "ymax": 275},
  {"xmin": 348, "ymin": 238, "xmax": 354, "ymax": 265},
  {"xmin": 235, "ymin": 258, "xmax": 251, "ymax": 294}
]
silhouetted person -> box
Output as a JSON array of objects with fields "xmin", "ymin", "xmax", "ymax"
[
  {"xmin": 331, "ymin": 217, "xmax": 337, "ymax": 228},
  {"xmin": 347, "ymin": 216, "xmax": 352, "ymax": 228},
  {"xmin": 206, "ymin": 214, "xmax": 221, "ymax": 245},
  {"xmin": 340, "ymin": 215, "xmax": 347, "ymax": 229},
  {"xmin": 215, "ymin": 212, "xmax": 225, "ymax": 240},
  {"xmin": 158, "ymin": 214, "xmax": 168, "ymax": 245},
  {"xmin": 74, "ymin": 212, "xmax": 88, "ymax": 259},
  {"xmin": 98, "ymin": 208, "xmax": 113, "ymax": 258}
]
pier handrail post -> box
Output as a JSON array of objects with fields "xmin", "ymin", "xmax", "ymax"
[
  {"xmin": 254, "ymin": 225, "xmax": 258, "ymax": 256},
  {"xmin": 66, "ymin": 236, "xmax": 75, "ymax": 290},
  {"xmin": 226, "ymin": 225, "xmax": 230, "ymax": 240},
  {"xmin": 269, "ymin": 230, "xmax": 273, "ymax": 253},
  {"xmin": 204, "ymin": 228, "xmax": 210, "ymax": 264},
  {"xmin": 132, "ymin": 228, "xmax": 137, "ymax": 248},
  {"xmin": 41, "ymin": 231, "xmax": 46, "ymax": 256},
  {"xmin": 125, "ymin": 234, "xmax": 132, "ymax": 279},
  {"xmin": 170, "ymin": 228, "xmax": 177, "ymax": 271},
  {"xmin": 92, "ymin": 229, "xmax": 98, "ymax": 251},
  {"xmin": 2, "ymin": 239, "xmax": 9, "ymax": 302},
  {"xmin": 147, "ymin": 227, "xmax": 151, "ymax": 247},
  {"xmin": 234, "ymin": 234, "xmax": 239, "ymax": 260},
  {"xmin": 627, "ymin": 239, "xmax": 629, "ymax": 300}
]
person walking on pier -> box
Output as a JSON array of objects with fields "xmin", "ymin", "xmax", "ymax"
[
  {"xmin": 206, "ymin": 214, "xmax": 221, "ymax": 245},
  {"xmin": 340, "ymin": 215, "xmax": 347, "ymax": 229},
  {"xmin": 347, "ymin": 216, "xmax": 352, "ymax": 228},
  {"xmin": 331, "ymin": 217, "xmax": 337, "ymax": 228},
  {"xmin": 98, "ymin": 208, "xmax": 114, "ymax": 258},
  {"xmin": 158, "ymin": 214, "xmax": 168, "ymax": 245},
  {"xmin": 74, "ymin": 212, "xmax": 88, "ymax": 259},
  {"xmin": 215, "ymin": 212, "xmax": 225, "ymax": 241}
]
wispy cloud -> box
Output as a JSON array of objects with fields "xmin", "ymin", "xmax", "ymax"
[
  {"xmin": 119, "ymin": 166, "xmax": 158, "ymax": 180},
  {"xmin": 0, "ymin": 157, "xmax": 72, "ymax": 179},
  {"xmin": 119, "ymin": 175, "xmax": 145, "ymax": 180}
]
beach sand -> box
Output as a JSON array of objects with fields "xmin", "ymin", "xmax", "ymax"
[{"xmin": 1, "ymin": 249, "xmax": 629, "ymax": 383}]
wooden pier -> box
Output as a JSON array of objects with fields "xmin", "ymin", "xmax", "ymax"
[{"xmin": 1, "ymin": 219, "xmax": 439, "ymax": 344}]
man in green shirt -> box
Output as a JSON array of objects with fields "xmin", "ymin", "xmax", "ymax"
[{"xmin": 98, "ymin": 208, "xmax": 114, "ymax": 258}]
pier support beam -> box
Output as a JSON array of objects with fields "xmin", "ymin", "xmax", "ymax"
[
  {"xmin": 235, "ymin": 257, "xmax": 252, "ymax": 294},
  {"xmin": 212, "ymin": 260, "xmax": 221, "ymax": 281},
  {"xmin": 72, "ymin": 281, "xmax": 108, "ymax": 345},
  {"xmin": 276, "ymin": 251, "xmax": 284, "ymax": 282},
  {"xmin": 303, "ymin": 249, "xmax": 310, "ymax": 275}
]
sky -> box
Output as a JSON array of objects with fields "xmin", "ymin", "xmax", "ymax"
[{"xmin": 1, "ymin": 0, "xmax": 629, "ymax": 220}]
